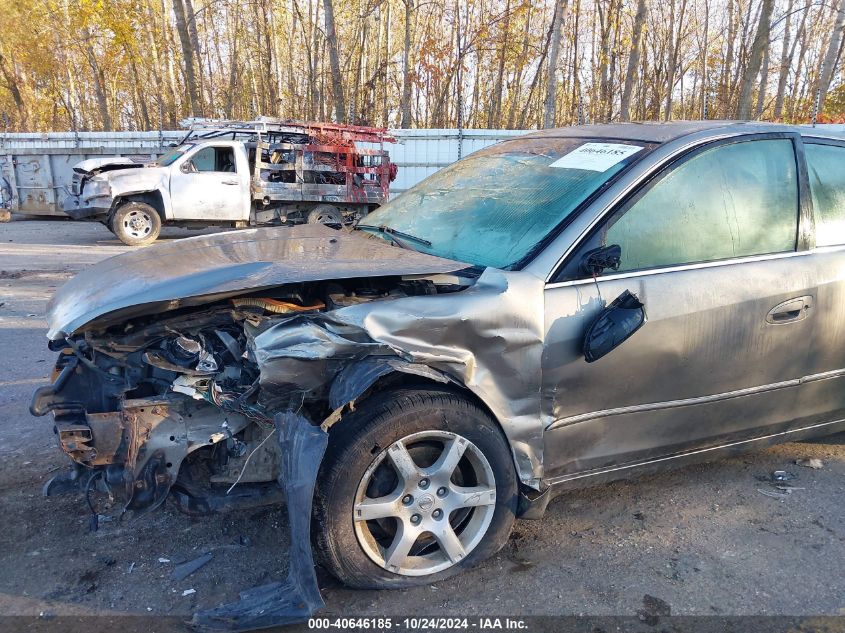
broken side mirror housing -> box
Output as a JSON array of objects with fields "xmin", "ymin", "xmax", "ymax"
[
  {"xmin": 579, "ymin": 244, "xmax": 622, "ymax": 277},
  {"xmin": 583, "ymin": 289, "xmax": 646, "ymax": 363}
]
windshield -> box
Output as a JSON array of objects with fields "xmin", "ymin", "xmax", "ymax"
[
  {"xmin": 157, "ymin": 144, "xmax": 193, "ymax": 167},
  {"xmin": 362, "ymin": 137, "xmax": 650, "ymax": 269}
]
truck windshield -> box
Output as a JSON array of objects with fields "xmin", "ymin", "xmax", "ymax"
[
  {"xmin": 157, "ymin": 145, "xmax": 193, "ymax": 167},
  {"xmin": 361, "ymin": 137, "xmax": 650, "ymax": 269}
]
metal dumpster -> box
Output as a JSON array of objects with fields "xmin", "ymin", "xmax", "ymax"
[{"xmin": 0, "ymin": 131, "xmax": 183, "ymax": 215}]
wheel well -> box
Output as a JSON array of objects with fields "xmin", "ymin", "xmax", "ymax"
[
  {"xmin": 349, "ymin": 371, "xmax": 507, "ymax": 450},
  {"xmin": 111, "ymin": 192, "xmax": 165, "ymax": 220}
]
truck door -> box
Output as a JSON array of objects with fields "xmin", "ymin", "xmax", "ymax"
[{"xmin": 170, "ymin": 144, "xmax": 249, "ymax": 221}]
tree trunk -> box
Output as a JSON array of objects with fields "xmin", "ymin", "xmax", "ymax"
[
  {"xmin": 699, "ymin": 0, "xmax": 709, "ymax": 118},
  {"xmin": 171, "ymin": 0, "xmax": 201, "ymax": 116},
  {"xmin": 773, "ymin": 0, "xmax": 795, "ymax": 120},
  {"xmin": 382, "ymin": 2, "xmax": 391, "ymax": 125},
  {"xmin": 754, "ymin": 43, "xmax": 770, "ymax": 118},
  {"xmin": 80, "ymin": 27, "xmax": 112, "ymax": 130},
  {"xmin": 517, "ymin": 8, "xmax": 552, "ymax": 129},
  {"xmin": 817, "ymin": 0, "xmax": 845, "ymax": 113},
  {"xmin": 322, "ymin": 0, "xmax": 346, "ymax": 122},
  {"xmin": 182, "ymin": 0, "xmax": 204, "ymax": 108},
  {"xmin": 0, "ymin": 52, "xmax": 26, "ymax": 128},
  {"xmin": 489, "ymin": 0, "xmax": 510, "ymax": 128},
  {"xmin": 789, "ymin": 2, "xmax": 811, "ymax": 120},
  {"xmin": 225, "ymin": 8, "xmax": 239, "ymax": 119},
  {"xmin": 720, "ymin": 0, "xmax": 736, "ymax": 116},
  {"xmin": 663, "ymin": 0, "xmax": 677, "ymax": 120},
  {"xmin": 620, "ymin": 0, "xmax": 647, "ymax": 122},
  {"xmin": 736, "ymin": 0, "xmax": 774, "ymax": 119},
  {"xmin": 507, "ymin": 5, "xmax": 534, "ymax": 128},
  {"xmin": 128, "ymin": 53, "xmax": 152, "ymax": 130},
  {"xmin": 605, "ymin": 0, "xmax": 622, "ymax": 121},
  {"xmin": 400, "ymin": 0, "xmax": 414, "ymax": 128},
  {"xmin": 261, "ymin": 0, "xmax": 277, "ymax": 113},
  {"xmin": 543, "ymin": 0, "xmax": 569, "ymax": 128},
  {"xmin": 664, "ymin": 0, "xmax": 687, "ymax": 120}
]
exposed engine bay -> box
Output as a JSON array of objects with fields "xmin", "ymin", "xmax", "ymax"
[
  {"xmin": 29, "ymin": 221, "xmax": 551, "ymax": 629},
  {"xmin": 31, "ymin": 275, "xmax": 463, "ymax": 520}
]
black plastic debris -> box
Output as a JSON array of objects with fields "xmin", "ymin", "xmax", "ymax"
[
  {"xmin": 190, "ymin": 411, "xmax": 328, "ymax": 631},
  {"xmin": 172, "ymin": 552, "xmax": 214, "ymax": 582},
  {"xmin": 637, "ymin": 594, "xmax": 671, "ymax": 626}
]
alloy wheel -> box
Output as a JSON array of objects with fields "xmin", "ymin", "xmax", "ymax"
[{"xmin": 353, "ymin": 430, "xmax": 497, "ymax": 576}]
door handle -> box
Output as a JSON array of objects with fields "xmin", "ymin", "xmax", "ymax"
[
  {"xmin": 221, "ymin": 179, "xmax": 239, "ymax": 185},
  {"xmin": 766, "ymin": 295, "xmax": 813, "ymax": 324}
]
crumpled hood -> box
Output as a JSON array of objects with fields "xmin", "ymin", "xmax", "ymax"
[
  {"xmin": 73, "ymin": 156, "xmax": 141, "ymax": 174},
  {"xmin": 46, "ymin": 224, "xmax": 468, "ymax": 340},
  {"xmin": 73, "ymin": 156, "xmax": 144, "ymax": 174},
  {"xmin": 101, "ymin": 164, "xmax": 169, "ymax": 190}
]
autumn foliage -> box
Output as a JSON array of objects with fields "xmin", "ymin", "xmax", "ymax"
[{"xmin": 0, "ymin": 0, "xmax": 843, "ymax": 132}]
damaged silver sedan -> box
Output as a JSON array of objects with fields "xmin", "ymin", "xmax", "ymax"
[{"xmin": 32, "ymin": 121, "xmax": 845, "ymax": 629}]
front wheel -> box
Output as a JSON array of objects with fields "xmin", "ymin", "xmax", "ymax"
[
  {"xmin": 313, "ymin": 388, "xmax": 517, "ymax": 589},
  {"xmin": 110, "ymin": 201, "xmax": 161, "ymax": 246}
]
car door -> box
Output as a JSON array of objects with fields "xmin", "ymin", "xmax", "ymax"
[
  {"xmin": 795, "ymin": 139, "xmax": 845, "ymax": 431},
  {"xmin": 541, "ymin": 134, "xmax": 817, "ymax": 483},
  {"xmin": 170, "ymin": 144, "xmax": 246, "ymax": 221}
]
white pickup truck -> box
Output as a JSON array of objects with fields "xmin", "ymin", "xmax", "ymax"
[{"xmin": 62, "ymin": 120, "xmax": 396, "ymax": 245}]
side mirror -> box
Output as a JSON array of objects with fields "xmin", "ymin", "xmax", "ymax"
[
  {"xmin": 583, "ymin": 290, "xmax": 646, "ymax": 363},
  {"xmin": 579, "ymin": 244, "xmax": 621, "ymax": 277},
  {"xmin": 180, "ymin": 161, "xmax": 194, "ymax": 174}
]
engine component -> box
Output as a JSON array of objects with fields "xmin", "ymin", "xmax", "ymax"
[
  {"xmin": 231, "ymin": 297, "xmax": 325, "ymax": 314},
  {"xmin": 168, "ymin": 335, "xmax": 202, "ymax": 365}
]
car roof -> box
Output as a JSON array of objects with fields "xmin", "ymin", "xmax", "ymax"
[{"xmin": 517, "ymin": 120, "xmax": 845, "ymax": 144}]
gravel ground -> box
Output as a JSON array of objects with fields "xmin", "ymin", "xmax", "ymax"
[{"xmin": 1, "ymin": 218, "xmax": 844, "ymax": 631}]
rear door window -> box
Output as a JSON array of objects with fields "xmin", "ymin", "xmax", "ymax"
[{"xmin": 805, "ymin": 143, "xmax": 845, "ymax": 246}]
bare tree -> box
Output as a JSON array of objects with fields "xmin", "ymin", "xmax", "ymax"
[
  {"xmin": 737, "ymin": 0, "xmax": 774, "ymax": 119},
  {"xmin": 80, "ymin": 27, "xmax": 113, "ymax": 130},
  {"xmin": 620, "ymin": 0, "xmax": 647, "ymax": 121},
  {"xmin": 400, "ymin": 0, "xmax": 414, "ymax": 128},
  {"xmin": 171, "ymin": 0, "xmax": 201, "ymax": 116},
  {"xmin": 7, "ymin": 0, "xmax": 845, "ymax": 133},
  {"xmin": 754, "ymin": 43, "xmax": 770, "ymax": 118},
  {"xmin": 0, "ymin": 52, "xmax": 25, "ymax": 128},
  {"xmin": 773, "ymin": 0, "xmax": 796, "ymax": 120},
  {"xmin": 183, "ymin": 0, "xmax": 203, "ymax": 95},
  {"xmin": 664, "ymin": 0, "xmax": 688, "ymax": 120},
  {"xmin": 488, "ymin": 0, "xmax": 511, "ymax": 128},
  {"xmin": 322, "ymin": 0, "xmax": 346, "ymax": 123},
  {"xmin": 543, "ymin": 0, "xmax": 569, "ymax": 128},
  {"xmin": 817, "ymin": 0, "xmax": 845, "ymax": 113}
]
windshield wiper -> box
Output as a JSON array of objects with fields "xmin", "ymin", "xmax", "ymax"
[{"xmin": 355, "ymin": 224, "xmax": 433, "ymax": 248}]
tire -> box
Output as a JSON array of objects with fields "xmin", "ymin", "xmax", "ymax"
[
  {"xmin": 306, "ymin": 204, "xmax": 343, "ymax": 226},
  {"xmin": 110, "ymin": 201, "xmax": 161, "ymax": 246},
  {"xmin": 313, "ymin": 387, "xmax": 518, "ymax": 589}
]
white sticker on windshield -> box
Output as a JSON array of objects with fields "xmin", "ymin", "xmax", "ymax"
[{"xmin": 549, "ymin": 143, "xmax": 643, "ymax": 172}]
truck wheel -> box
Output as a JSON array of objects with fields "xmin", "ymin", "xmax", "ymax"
[
  {"xmin": 307, "ymin": 204, "xmax": 343, "ymax": 226},
  {"xmin": 313, "ymin": 387, "xmax": 518, "ymax": 589},
  {"xmin": 110, "ymin": 202, "xmax": 161, "ymax": 246}
]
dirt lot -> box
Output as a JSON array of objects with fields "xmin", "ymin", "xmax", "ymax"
[{"xmin": 1, "ymin": 218, "xmax": 844, "ymax": 630}]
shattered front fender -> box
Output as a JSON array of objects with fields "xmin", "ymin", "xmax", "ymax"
[{"xmin": 248, "ymin": 267, "xmax": 547, "ymax": 488}]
